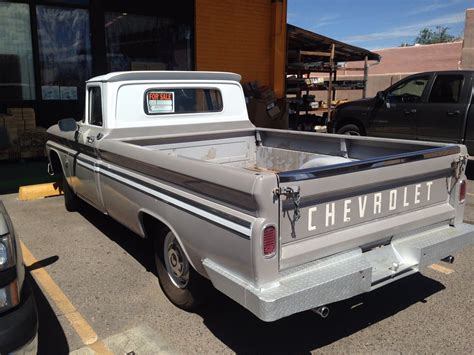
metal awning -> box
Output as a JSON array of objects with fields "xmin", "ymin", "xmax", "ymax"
[{"xmin": 287, "ymin": 24, "xmax": 381, "ymax": 62}]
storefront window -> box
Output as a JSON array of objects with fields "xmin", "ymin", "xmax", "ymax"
[
  {"xmin": 0, "ymin": 3, "xmax": 35, "ymax": 100},
  {"xmin": 36, "ymin": 6, "xmax": 92, "ymax": 101},
  {"xmin": 105, "ymin": 12, "xmax": 192, "ymax": 72},
  {"xmin": 42, "ymin": 0, "xmax": 89, "ymax": 5}
]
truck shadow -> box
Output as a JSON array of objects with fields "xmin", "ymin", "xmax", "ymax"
[
  {"xmin": 77, "ymin": 203, "xmax": 446, "ymax": 354},
  {"xmin": 196, "ymin": 273, "xmax": 445, "ymax": 353},
  {"xmin": 77, "ymin": 203, "xmax": 157, "ymax": 275},
  {"xmin": 27, "ymin": 272, "xmax": 70, "ymax": 355}
]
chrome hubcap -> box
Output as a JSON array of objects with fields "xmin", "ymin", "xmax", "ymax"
[{"xmin": 164, "ymin": 233, "xmax": 189, "ymax": 288}]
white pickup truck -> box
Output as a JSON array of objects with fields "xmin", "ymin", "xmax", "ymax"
[{"xmin": 46, "ymin": 71, "xmax": 474, "ymax": 322}]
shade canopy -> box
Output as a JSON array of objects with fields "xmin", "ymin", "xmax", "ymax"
[{"xmin": 288, "ymin": 24, "xmax": 381, "ymax": 62}]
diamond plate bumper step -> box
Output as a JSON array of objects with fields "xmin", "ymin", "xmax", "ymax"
[{"xmin": 203, "ymin": 223, "xmax": 474, "ymax": 322}]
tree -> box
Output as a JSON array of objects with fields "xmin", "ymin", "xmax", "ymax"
[{"xmin": 414, "ymin": 26, "xmax": 459, "ymax": 45}]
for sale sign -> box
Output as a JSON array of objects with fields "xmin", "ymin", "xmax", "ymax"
[{"xmin": 147, "ymin": 91, "xmax": 174, "ymax": 113}]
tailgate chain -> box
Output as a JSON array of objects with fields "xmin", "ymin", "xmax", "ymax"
[
  {"xmin": 448, "ymin": 154, "xmax": 469, "ymax": 193},
  {"xmin": 453, "ymin": 154, "xmax": 469, "ymax": 180},
  {"xmin": 274, "ymin": 186, "xmax": 301, "ymax": 239}
]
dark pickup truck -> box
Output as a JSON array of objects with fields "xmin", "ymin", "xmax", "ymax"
[{"xmin": 329, "ymin": 70, "xmax": 474, "ymax": 154}]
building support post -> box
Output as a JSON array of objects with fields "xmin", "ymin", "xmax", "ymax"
[
  {"xmin": 363, "ymin": 55, "xmax": 368, "ymax": 98},
  {"xmin": 327, "ymin": 43, "xmax": 335, "ymax": 121},
  {"xmin": 270, "ymin": 0, "xmax": 287, "ymax": 98}
]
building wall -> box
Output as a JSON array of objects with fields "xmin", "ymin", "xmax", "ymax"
[
  {"xmin": 313, "ymin": 40, "xmax": 466, "ymax": 102},
  {"xmin": 344, "ymin": 41, "xmax": 463, "ymax": 75},
  {"xmin": 195, "ymin": 0, "xmax": 273, "ymax": 87}
]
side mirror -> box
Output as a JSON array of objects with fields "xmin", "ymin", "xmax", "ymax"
[
  {"xmin": 376, "ymin": 91, "xmax": 385, "ymax": 102},
  {"xmin": 58, "ymin": 118, "xmax": 78, "ymax": 132}
]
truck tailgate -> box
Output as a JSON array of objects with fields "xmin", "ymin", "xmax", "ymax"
[{"xmin": 277, "ymin": 146, "xmax": 463, "ymax": 269}]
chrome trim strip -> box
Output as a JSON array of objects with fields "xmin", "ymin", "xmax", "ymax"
[
  {"xmin": 100, "ymin": 167, "xmax": 252, "ymax": 238},
  {"xmin": 71, "ymin": 152, "xmax": 253, "ymax": 237},
  {"xmin": 278, "ymin": 145, "xmax": 460, "ymax": 182}
]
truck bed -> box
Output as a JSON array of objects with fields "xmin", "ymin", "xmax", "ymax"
[
  {"xmin": 125, "ymin": 128, "xmax": 450, "ymax": 175},
  {"xmin": 117, "ymin": 128, "xmax": 462, "ymax": 269}
]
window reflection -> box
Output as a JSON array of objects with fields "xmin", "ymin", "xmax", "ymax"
[
  {"xmin": 0, "ymin": 3, "xmax": 35, "ymax": 100},
  {"xmin": 36, "ymin": 6, "xmax": 91, "ymax": 100},
  {"xmin": 105, "ymin": 12, "xmax": 192, "ymax": 72}
]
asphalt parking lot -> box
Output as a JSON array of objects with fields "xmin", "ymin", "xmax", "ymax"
[{"xmin": 3, "ymin": 180, "xmax": 474, "ymax": 354}]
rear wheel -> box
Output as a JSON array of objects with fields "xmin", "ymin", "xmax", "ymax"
[
  {"xmin": 62, "ymin": 177, "xmax": 80, "ymax": 212},
  {"xmin": 337, "ymin": 123, "xmax": 362, "ymax": 136},
  {"xmin": 154, "ymin": 230, "xmax": 209, "ymax": 310}
]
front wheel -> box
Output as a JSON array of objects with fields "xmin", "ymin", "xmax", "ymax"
[
  {"xmin": 154, "ymin": 231, "xmax": 209, "ymax": 310},
  {"xmin": 62, "ymin": 177, "xmax": 80, "ymax": 212},
  {"xmin": 336, "ymin": 123, "xmax": 362, "ymax": 136}
]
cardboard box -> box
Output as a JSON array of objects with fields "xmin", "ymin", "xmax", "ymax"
[
  {"xmin": 6, "ymin": 107, "xmax": 37, "ymax": 132},
  {"xmin": 6, "ymin": 125, "xmax": 18, "ymax": 144},
  {"xmin": 247, "ymin": 98, "xmax": 288, "ymax": 129},
  {"xmin": 6, "ymin": 108, "xmax": 23, "ymax": 117},
  {"xmin": 0, "ymin": 116, "xmax": 19, "ymax": 145}
]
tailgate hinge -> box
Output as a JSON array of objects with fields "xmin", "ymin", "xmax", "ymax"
[{"xmin": 274, "ymin": 186, "xmax": 301, "ymax": 238}]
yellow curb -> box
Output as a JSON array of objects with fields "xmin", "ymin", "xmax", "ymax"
[
  {"xmin": 18, "ymin": 182, "xmax": 63, "ymax": 201},
  {"xmin": 428, "ymin": 263, "xmax": 455, "ymax": 275}
]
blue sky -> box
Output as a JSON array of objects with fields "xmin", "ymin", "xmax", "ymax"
[{"xmin": 288, "ymin": 0, "xmax": 472, "ymax": 49}]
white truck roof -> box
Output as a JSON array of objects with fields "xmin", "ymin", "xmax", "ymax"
[{"xmin": 87, "ymin": 71, "xmax": 242, "ymax": 83}]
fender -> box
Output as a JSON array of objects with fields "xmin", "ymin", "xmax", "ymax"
[{"xmin": 137, "ymin": 209, "xmax": 200, "ymax": 274}]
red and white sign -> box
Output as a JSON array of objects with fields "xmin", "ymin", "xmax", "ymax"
[{"xmin": 147, "ymin": 91, "xmax": 174, "ymax": 113}]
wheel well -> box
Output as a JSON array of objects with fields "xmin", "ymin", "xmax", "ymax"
[
  {"xmin": 335, "ymin": 118, "xmax": 366, "ymax": 135},
  {"xmin": 140, "ymin": 212, "xmax": 170, "ymax": 240},
  {"xmin": 140, "ymin": 212, "xmax": 199, "ymax": 272},
  {"xmin": 49, "ymin": 150, "xmax": 64, "ymax": 176}
]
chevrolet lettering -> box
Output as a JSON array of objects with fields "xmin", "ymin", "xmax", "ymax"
[
  {"xmin": 307, "ymin": 180, "xmax": 440, "ymax": 233},
  {"xmin": 46, "ymin": 71, "xmax": 474, "ymax": 322}
]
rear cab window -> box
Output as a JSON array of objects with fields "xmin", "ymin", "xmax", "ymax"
[
  {"xmin": 428, "ymin": 75, "xmax": 464, "ymax": 103},
  {"xmin": 144, "ymin": 88, "xmax": 223, "ymax": 115}
]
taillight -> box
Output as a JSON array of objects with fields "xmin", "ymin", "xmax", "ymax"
[
  {"xmin": 263, "ymin": 225, "xmax": 276, "ymax": 258},
  {"xmin": 459, "ymin": 179, "xmax": 467, "ymax": 204}
]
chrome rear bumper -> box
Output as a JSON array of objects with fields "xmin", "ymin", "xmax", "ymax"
[{"xmin": 203, "ymin": 223, "xmax": 474, "ymax": 322}]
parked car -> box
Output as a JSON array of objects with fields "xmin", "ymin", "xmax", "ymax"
[
  {"xmin": 46, "ymin": 71, "xmax": 473, "ymax": 322},
  {"xmin": 0, "ymin": 201, "xmax": 38, "ymax": 354},
  {"xmin": 329, "ymin": 70, "xmax": 474, "ymax": 153}
]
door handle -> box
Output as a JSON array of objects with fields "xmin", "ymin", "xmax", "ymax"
[
  {"xmin": 404, "ymin": 109, "xmax": 417, "ymax": 115},
  {"xmin": 86, "ymin": 136, "xmax": 95, "ymax": 144},
  {"xmin": 447, "ymin": 110, "xmax": 460, "ymax": 116}
]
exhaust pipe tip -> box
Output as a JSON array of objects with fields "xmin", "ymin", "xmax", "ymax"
[
  {"xmin": 442, "ymin": 255, "xmax": 455, "ymax": 264},
  {"xmin": 312, "ymin": 306, "xmax": 330, "ymax": 318}
]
